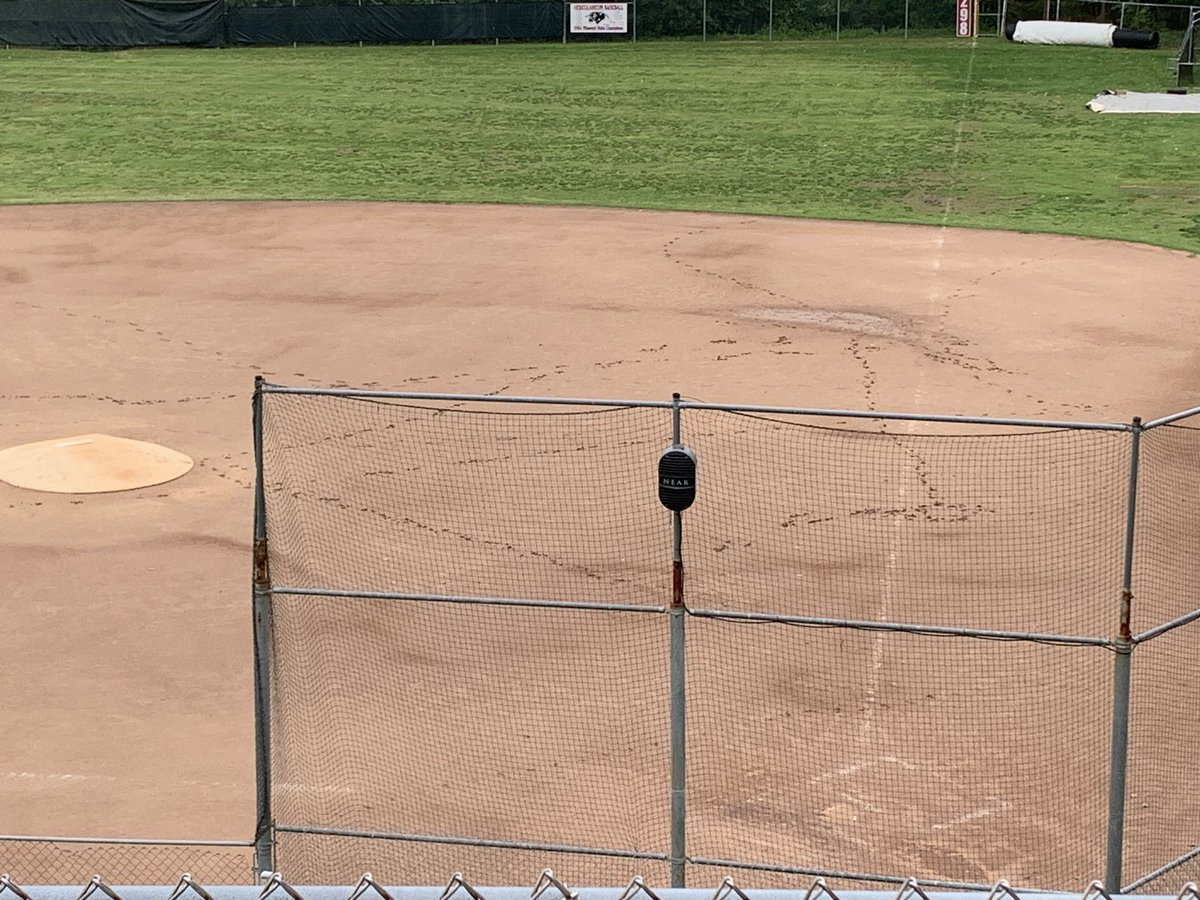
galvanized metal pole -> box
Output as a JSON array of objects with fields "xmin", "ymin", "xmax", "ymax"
[
  {"xmin": 1105, "ymin": 416, "xmax": 1141, "ymax": 894},
  {"xmin": 702, "ymin": 0, "xmax": 707, "ymax": 41},
  {"xmin": 669, "ymin": 392, "xmax": 687, "ymax": 888},
  {"xmin": 252, "ymin": 376, "xmax": 275, "ymax": 878}
]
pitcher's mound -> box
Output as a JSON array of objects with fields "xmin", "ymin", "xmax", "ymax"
[{"xmin": 0, "ymin": 433, "xmax": 193, "ymax": 494}]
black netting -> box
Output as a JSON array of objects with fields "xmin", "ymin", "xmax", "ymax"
[
  {"xmin": 259, "ymin": 390, "xmax": 1198, "ymax": 890},
  {"xmin": 686, "ymin": 618, "xmax": 1112, "ymax": 889},
  {"xmin": 1132, "ymin": 424, "xmax": 1200, "ymax": 634},
  {"xmin": 1124, "ymin": 620, "xmax": 1200, "ymax": 890},
  {"xmin": 261, "ymin": 396, "xmax": 669, "ymax": 604},
  {"xmin": 274, "ymin": 831, "xmax": 671, "ymax": 885},
  {"xmin": 271, "ymin": 597, "xmax": 670, "ymax": 863},
  {"xmin": 685, "ymin": 410, "xmax": 1130, "ymax": 637}
]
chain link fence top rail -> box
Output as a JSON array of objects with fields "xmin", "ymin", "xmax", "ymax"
[
  {"xmin": 256, "ymin": 387, "xmax": 1199, "ymax": 890},
  {"xmin": 7, "ymin": 874, "xmax": 1200, "ymax": 900}
]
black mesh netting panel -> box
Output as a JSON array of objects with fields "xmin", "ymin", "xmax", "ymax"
[
  {"xmin": 683, "ymin": 410, "xmax": 1131, "ymax": 636},
  {"xmin": 685, "ymin": 618, "xmax": 1113, "ymax": 889},
  {"xmin": 261, "ymin": 394, "xmax": 673, "ymax": 882},
  {"xmin": 1124, "ymin": 622, "xmax": 1200, "ymax": 891},
  {"xmin": 1123, "ymin": 423, "xmax": 1200, "ymax": 892},
  {"xmin": 259, "ymin": 393, "xmax": 1147, "ymax": 888},
  {"xmin": 261, "ymin": 395, "xmax": 670, "ymax": 602},
  {"xmin": 680, "ymin": 410, "xmax": 1133, "ymax": 889},
  {"xmin": 270, "ymin": 597, "xmax": 669, "ymax": 882},
  {"xmin": 0, "ymin": 840, "xmax": 253, "ymax": 884},
  {"xmin": 1131, "ymin": 424, "xmax": 1200, "ymax": 632},
  {"xmin": 274, "ymin": 831, "xmax": 671, "ymax": 886}
]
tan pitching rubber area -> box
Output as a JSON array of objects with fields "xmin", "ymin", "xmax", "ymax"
[{"xmin": 0, "ymin": 433, "xmax": 193, "ymax": 494}]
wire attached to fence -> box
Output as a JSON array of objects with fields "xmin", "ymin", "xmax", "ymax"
[
  {"xmin": 532, "ymin": 871, "xmax": 577, "ymax": 900},
  {"xmin": 895, "ymin": 881, "xmax": 932, "ymax": 900},
  {"xmin": 166, "ymin": 876, "xmax": 214, "ymax": 900},
  {"xmin": 711, "ymin": 877, "xmax": 752, "ymax": 900},
  {"xmin": 439, "ymin": 874, "xmax": 487, "ymax": 900},
  {"xmin": 801, "ymin": 878, "xmax": 843, "ymax": 900},
  {"xmin": 259, "ymin": 873, "xmax": 305, "ymax": 900},
  {"xmin": 75, "ymin": 879, "xmax": 122, "ymax": 900},
  {"xmin": 616, "ymin": 877, "xmax": 662, "ymax": 900},
  {"xmin": 0, "ymin": 876, "xmax": 33, "ymax": 900},
  {"xmin": 347, "ymin": 875, "xmax": 393, "ymax": 900},
  {"xmin": 986, "ymin": 881, "xmax": 1023, "ymax": 900},
  {"xmin": 1081, "ymin": 882, "xmax": 1115, "ymax": 900}
]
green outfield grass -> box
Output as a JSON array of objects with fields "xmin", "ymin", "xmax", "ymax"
[{"xmin": 1, "ymin": 37, "xmax": 1198, "ymax": 250}]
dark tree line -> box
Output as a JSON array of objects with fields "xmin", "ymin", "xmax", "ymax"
[{"xmin": 225, "ymin": 0, "xmax": 1195, "ymax": 38}]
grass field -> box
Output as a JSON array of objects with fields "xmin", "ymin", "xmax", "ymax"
[{"xmin": 1, "ymin": 36, "xmax": 1198, "ymax": 250}]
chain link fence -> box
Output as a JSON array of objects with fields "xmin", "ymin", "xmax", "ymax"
[
  {"xmin": 0, "ymin": 838, "xmax": 255, "ymax": 885},
  {"xmin": 253, "ymin": 385, "xmax": 1200, "ymax": 893}
]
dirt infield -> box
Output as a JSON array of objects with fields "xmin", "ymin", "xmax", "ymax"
[{"xmin": 2, "ymin": 202, "xmax": 1199, "ymax": 881}]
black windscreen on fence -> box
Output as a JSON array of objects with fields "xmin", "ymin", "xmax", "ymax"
[
  {"xmin": 228, "ymin": 2, "xmax": 560, "ymax": 45},
  {"xmin": 0, "ymin": 0, "xmax": 226, "ymax": 47}
]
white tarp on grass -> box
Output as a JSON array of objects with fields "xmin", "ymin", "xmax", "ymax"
[
  {"xmin": 1086, "ymin": 90, "xmax": 1200, "ymax": 113},
  {"xmin": 1014, "ymin": 20, "xmax": 1115, "ymax": 45}
]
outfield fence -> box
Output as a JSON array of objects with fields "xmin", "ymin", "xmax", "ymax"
[{"xmin": 246, "ymin": 382, "xmax": 1200, "ymax": 894}]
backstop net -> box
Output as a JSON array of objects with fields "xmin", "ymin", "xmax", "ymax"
[{"xmin": 255, "ymin": 385, "xmax": 1199, "ymax": 891}]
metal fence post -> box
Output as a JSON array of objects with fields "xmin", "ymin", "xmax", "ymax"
[
  {"xmin": 669, "ymin": 392, "xmax": 687, "ymax": 888},
  {"xmin": 1105, "ymin": 416, "xmax": 1141, "ymax": 893},
  {"xmin": 252, "ymin": 376, "xmax": 275, "ymax": 878}
]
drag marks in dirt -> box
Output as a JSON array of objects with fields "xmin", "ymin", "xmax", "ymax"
[
  {"xmin": 0, "ymin": 391, "xmax": 240, "ymax": 407},
  {"xmin": 297, "ymin": 491, "xmax": 656, "ymax": 594},
  {"xmin": 661, "ymin": 226, "xmax": 1029, "ymax": 414},
  {"xmin": 8, "ymin": 297, "xmax": 261, "ymax": 384}
]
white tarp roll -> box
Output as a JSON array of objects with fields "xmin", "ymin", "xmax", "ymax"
[
  {"xmin": 1086, "ymin": 90, "xmax": 1200, "ymax": 113},
  {"xmin": 1012, "ymin": 20, "xmax": 1116, "ymax": 45},
  {"xmin": 569, "ymin": 2, "xmax": 629, "ymax": 32}
]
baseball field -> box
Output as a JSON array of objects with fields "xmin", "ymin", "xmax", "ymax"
[{"xmin": 2, "ymin": 34, "xmax": 1199, "ymax": 890}]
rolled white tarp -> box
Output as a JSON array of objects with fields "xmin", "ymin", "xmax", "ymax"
[{"xmin": 1010, "ymin": 20, "xmax": 1116, "ymax": 45}]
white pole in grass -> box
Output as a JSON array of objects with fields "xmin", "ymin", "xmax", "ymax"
[
  {"xmin": 837, "ymin": 0, "xmax": 841, "ymax": 38},
  {"xmin": 904, "ymin": 0, "xmax": 909, "ymax": 36},
  {"xmin": 702, "ymin": 0, "xmax": 707, "ymax": 40},
  {"xmin": 769, "ymin": 0, "xmax": 774, "ymax": 40}
]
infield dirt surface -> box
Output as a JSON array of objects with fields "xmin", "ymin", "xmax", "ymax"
[{"xmin": 3, "ymin": 201, "xmax": 1199, "ymax": 886}]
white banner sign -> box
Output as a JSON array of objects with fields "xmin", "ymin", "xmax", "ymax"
[{"xmin": 570, "ymin": 3, "xmax": 629, "ymax": 33}]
